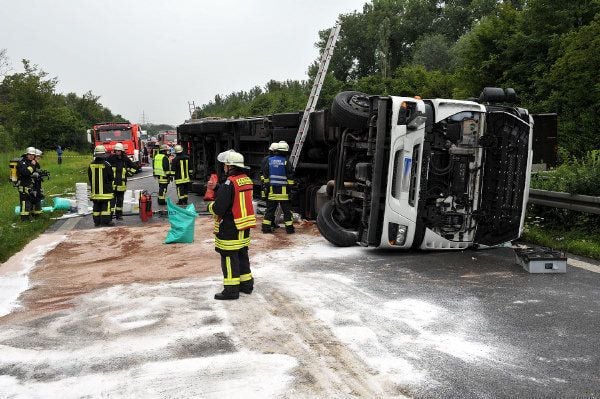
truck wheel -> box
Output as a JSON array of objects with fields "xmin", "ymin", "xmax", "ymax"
[
  {"xmin": 331, "ymin": 91, "xmax": 370, "ymax": 130},
  {"xmin": 479, "ymin": 87, "xmax": 506, "ymax": 103},
  {"xmin": 316, "ymin": 200, "xmax": 358, "ymax": 247}
]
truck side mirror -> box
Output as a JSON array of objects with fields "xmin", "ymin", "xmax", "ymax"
[{"xmin": 86, "ymin": 129, "xmax": 92, "ymax": 143}]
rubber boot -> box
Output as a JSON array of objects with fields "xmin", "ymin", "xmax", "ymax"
[
  {"xmin": 286, "ymin": 225, "xmax": 295, "ymax": 234},
  {"xmin": 214, "ymin": 286, "xmax": 239, "ymax": 300},
  {"xmin": 240, "ymin": 281, "xmax": 254, "ymax": 294},
  {"xmin": 261, "ymin": 224, "xmax": 273, "ymax": 234}
]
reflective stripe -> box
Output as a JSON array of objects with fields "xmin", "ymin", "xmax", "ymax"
[
  {"xmin": 207, "ymin": 202, "xmax": 215, "ymax": 215},
  {"xmin": 20, "ymin": 200, "xmax": 28, "ymax": 216},
  {"xmin": 215, "ymin": 236, "xmax": 251, "ymax": 250},
  {"xmin": 285, "ymin": 220, "xmax": 294, "ymax": 226},
  {"xmin": 262, "ymin": 220, "xmax": 271, "ymax": 225},
  {"xmin": 224, "ymin": 257, "xmax": 240, "ymax": 286},
  {"xmin": 268, "ymin": 185, "xmax": 288, "ymax": 200},
  {"xmin": 240, "ymin": 273, "xmax": 252, "ymax": 282},
  {"xmin": 175, "ymin": 158, "xmax": 190, "ymax": 184},
  {"xmin": 269, "ymin": 174, "xmax": 287, "ymax": 185}
]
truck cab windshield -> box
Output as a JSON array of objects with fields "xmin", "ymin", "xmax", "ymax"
[{"xmin": 98, "ymin": 129, "xmax": 132, "ymax": 142}]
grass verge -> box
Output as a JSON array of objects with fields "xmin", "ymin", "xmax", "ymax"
[
  {"xmin": 522, "ymin": 224, "xmax": 600, "ymax": 260},
  {"xmin": 0, "ymin": 150, "xmax": 91, "ymax": 263}
]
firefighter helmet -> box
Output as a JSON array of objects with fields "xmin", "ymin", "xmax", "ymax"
[
  {"xmin": 269, "ymin": 142, "xmax": 278, "ymax": 151},
  {"xmin": 174, "ymin": 144, "xmax": 183, "ymax": 153},
  {"xmin": 160, "ymin": 144, "xmax": 169, "ymax": 151},
  {"xmin": 35, "ymin": 149, "xmax": 43, "ymax": 156},
  {"xmin": 26, "ymin": 147, "xmax": 36, "ymax": 155},
  {"xmin": 114, "ymin": 143, "xmax": 124, "ymax": 152},
  {"xmin": 217, "ymin": 150, "xmax": 247, "ymax": 168},
  {"xmin": 94, "ymin": 145, "xmax": 106, "ymax": 156},
  {"xmin": 277, "ymin": 141, "xmax": 289, "ymax": 152}
]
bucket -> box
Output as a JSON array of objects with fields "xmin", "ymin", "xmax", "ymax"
[{"xmin": 53, "ymin": 197, "xmax": 71, "ymax": 210}]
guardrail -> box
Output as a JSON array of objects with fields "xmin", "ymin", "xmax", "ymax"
[{"xmin": 528, "ymin": 189, "xmax": 600, "ymax": 215}]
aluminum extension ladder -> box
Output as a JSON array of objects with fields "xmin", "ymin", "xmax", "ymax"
[{"xmin": 289, "ymin": 21, "xmax": 341, "ymax": 170}]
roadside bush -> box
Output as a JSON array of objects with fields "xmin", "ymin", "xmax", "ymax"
[
  {"xmin": 531, "ymin": 150, "xmax": 600, "ymax": 195},
  {"xmin": 527, "ymin": 150, "xmax": 600, "ymax": 253}
]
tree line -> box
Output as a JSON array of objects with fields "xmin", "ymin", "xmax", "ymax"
[
  {"xmin": 193, "ymin": 0, "xmax": 600, "ymax": 158},
  {"xmin": 0, "ymin": 54, "xmax": 126, "ymax": 153}
]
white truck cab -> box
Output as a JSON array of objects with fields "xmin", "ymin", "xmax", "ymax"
[{"xmin": 317, "ymin": 88, "xmax": 533, "ymax": 250}]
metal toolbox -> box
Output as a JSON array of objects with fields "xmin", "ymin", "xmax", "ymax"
[{"xmin": 514, "ymin": 247, "xmax": 567, "ymax": 274}]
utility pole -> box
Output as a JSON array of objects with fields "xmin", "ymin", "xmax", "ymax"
[{"xmin": 140, "ymin": 111, "xmax": 147, "ymax": 125}]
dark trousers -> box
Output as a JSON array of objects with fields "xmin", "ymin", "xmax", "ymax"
[
  {"xmin": 158, "ymin": 182, "xmax": 169, "ymax": 205},
  {"xmin": 176, "ymin": 183, "xmax": 189, "ymax": 205},
  {"xmin": 19, "ymin": 190, "xmax": 32, "ymax": 221},
  {"xmin": 219, "ymin": 247, "xmax": 253, "ymax": 292},
  {"xmin": 111, "ymin": 190, "xmax": 125, "ymax": 217},
  {"xmin": 57, "ymin": 156, "xmax": 62, "ymax": 165},
  {"xmin": 263, "ymin": 199, "xmax": 294, "ymax": 231},
  {"xmin": 92, "ymin": 200, "xmax": 112, "ymax": 226}
]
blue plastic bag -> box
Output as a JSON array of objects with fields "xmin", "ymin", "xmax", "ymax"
[{"xmin": 165, "ymin": 198, "xmax": 198, "ymax": 244}]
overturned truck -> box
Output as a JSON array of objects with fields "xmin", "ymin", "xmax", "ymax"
[{"xmin": 178, "ymin": 87, "xmax": 537, "ymax": 249}]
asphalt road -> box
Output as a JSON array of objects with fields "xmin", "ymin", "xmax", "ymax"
[{"xmin": 47, "ymin": 166, "xmax": 600, "ymax": 398}]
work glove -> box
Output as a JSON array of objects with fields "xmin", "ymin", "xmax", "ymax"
[{"xmin": 32, "ymin": 172, "xmax": 40, "ymax": 179}]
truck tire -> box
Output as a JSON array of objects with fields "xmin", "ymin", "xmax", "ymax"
[
  {"xmin": 479, "ymin": 87, "xmax": 506, "ymax": 103},
  {"xmin": 331, "ymin": 91, "xmax": 370, "ymax": 130},
  {"xmin": 316, "ymin": 200, "xmax": 358, "ymax": 247}
]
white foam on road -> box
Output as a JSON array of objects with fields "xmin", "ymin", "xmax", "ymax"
[
  {"xmin": 0, "ymin": 233, "xmax": 66, "ymax": 317},
  {"xmin": 0, "ymin": 353, "xmax": 296, "ymax": 399},
  {"xmin": 256, "ymin": 237, "xmax": 501, "ymax": 389},
  {"xmin": 0, "ymin": 280, "xmax": 297, "ymax": 398}
]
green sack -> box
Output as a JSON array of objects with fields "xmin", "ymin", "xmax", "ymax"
[{"xmin": 165, "ymin": 198, "xmax": 197, "ymax": 244}]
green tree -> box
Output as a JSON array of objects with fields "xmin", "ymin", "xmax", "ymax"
[
  {"xmin": 412, "ymin": 33, "xmax": 454, "ymax": 71},
  {"xmin": 541, "ymin": 16, "xmax": 600, "ymax": 156}
]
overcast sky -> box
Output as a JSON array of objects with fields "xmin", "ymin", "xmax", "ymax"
[{"xmin": 0, "ymin": 0, "xmax": 366, "ymax": 126}]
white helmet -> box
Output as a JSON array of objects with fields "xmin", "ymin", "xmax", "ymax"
[
  {"xmin": 277, "ymin": 141, "xmax": 289, "ymax": 152},
  {"xmin": 94, "ymin": 145, "xmax": 106, "ymax": 156},
  {"xmin": 268, "ymin": 142, "xmax": 278, "ymax": 151},
  {"xmin": 35, "ymin": 149, "xmax": 43, "ymax": 156},
  {"xmin": 217, "ymin": 150, "xmax": 247, "ymax": 168},
  {"xmin": 26, "ymin": 147, "xmax": 36, "ymax": 155},
  {"xmin": 174, "ymin": 144, "xmax": 183, "ymax": 153},
  {"xmin": 114, "ymin": 143, "xmax": 124, "ymax": 152}
]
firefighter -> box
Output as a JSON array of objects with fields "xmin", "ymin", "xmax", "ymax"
[
  {"xmin": 108, "ymin": 143, "xmax": 139, "ymax": 219},
  {"xmin": 261, "ymin": 140, "xmax": 295, "ymax": 234},
  {"xmin": 207, "ymin": 150, "xmax": 256, "ymax": 300},
  {"xmin": 88, "ymin": 145, "xmax": 115, "ymax": 227},
  {"xmin": 30, "ymin": 149, "xmax": 44, "ymax": 217},
  {"xmin": 172, "ymin": 144, "xmax": 190, "ymax": 205},
  {"xmin": 153, "ymin": 144, "xmax": 171, "ymax": 205},
  {"xmin": 16, "ymin": 147, "xmax": 38, "ymax": 221},
  {"xmin": 259, "ymin": 142, "xmax": 278, "ymax": 201}
]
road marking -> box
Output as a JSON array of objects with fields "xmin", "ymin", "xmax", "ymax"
[
  {"xmin": 129, "ymin": 174, "xmax": 153, "ymax": 181},
  {"xmin": 56, "ymin": 216, "xmax": 80, "ymax": 232},
  {"xmin": 568, "ymin": 258, "xmax": 600, "ymax": 274}
]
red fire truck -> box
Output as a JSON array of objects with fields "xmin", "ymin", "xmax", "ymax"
[{"xmin": 87, "ymin": 122, "xmax": 142, "ymax": 167}]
